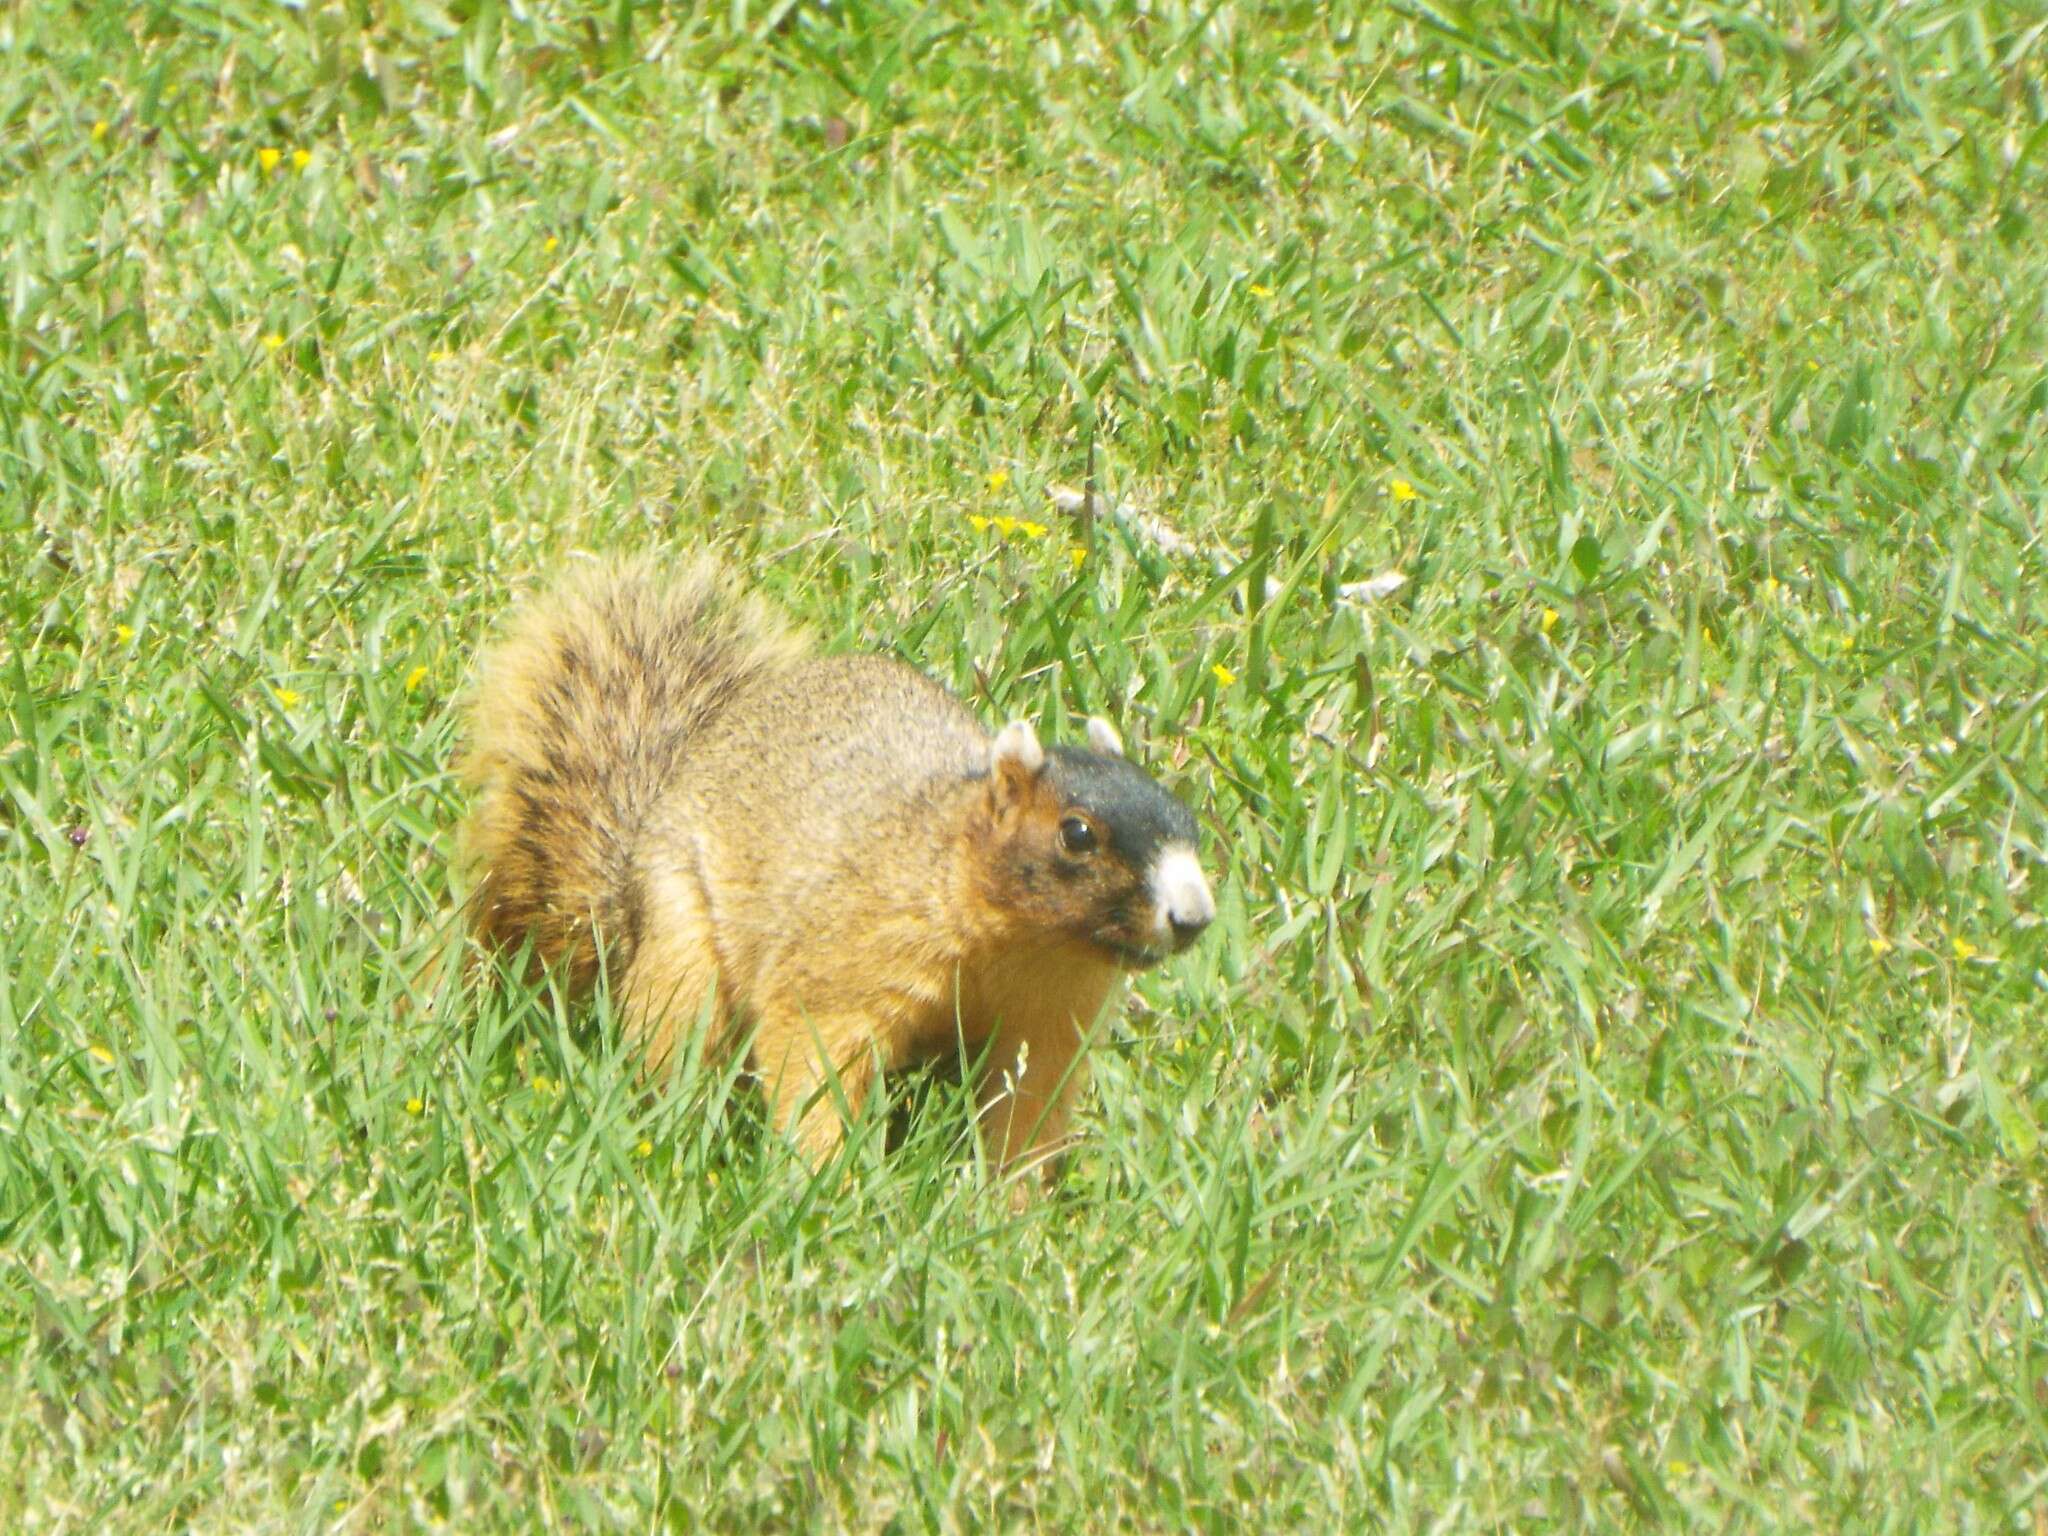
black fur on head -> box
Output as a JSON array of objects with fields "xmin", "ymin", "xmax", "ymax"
[
  {"xmin": 1041, "ymin": 746, "xmax": 1199, "ymax": 877},
  {"xmin": 974, "ymin": 720, "xmax": 1210, "ymax": 968}
]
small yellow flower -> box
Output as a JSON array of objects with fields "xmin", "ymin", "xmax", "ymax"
[
  {"xmin": 1868, "ymin": 935, "xmax": 1892, "ymax": 956},
  {"xmin": 968, "ymin": 515, "xmax": 992, "ymax": 533},
  {"xmin": 88, "ymin": 1044, "xmax": 115, "ymax": 1066},
  {"xmin": 1540, "ymin": 607, "xmax": 1559, "ymax": 634},
  {"xmin": 543, "ymin": 235, "xmax": 559, "ymax": 254},
  {"xmin": 1212, "ymin": 662, "xmax": 1237, "ymax": 686},
  {"xmin": 257, "ymin": 146, "xmax": 282, "ymax": 173},
  {"xmin": 992, "ymin": 515, "xmax": 1020, "ymax": 537},
  {"xmin": 1952, "ymin": 936, "xmax": 1978, "ymax": 961},
  {"xmin": 263, "ymin": 332, "xmax": 285, "ymax": 352},
  {"xmin": 1761, "ymin": 576, "xmax": 1781, "ymax": 600},
  {"xmin": 91, "ymin": 119, "xmax": 109, "ymax": 142},
  {"xmin": 404, "ymin": 664, "xmax": 428, "ymax": 694},
  {"xmin": 531, "ymin": 1072, "xmax": 554, "ymax": 1094},
  {"xmin": 1248, "ymin": 283, "xmax": 1273, "ymax": 298},
  {"xmin": 635, "ymin": 1138, "xmax": 654, "ymax": 1159},
  {"xmin": 292, "ymin": 148, "xmax": 311, "ymax": 171},
  {"xmin": 986, "ymin": 468, "xmax": 1010, "ymax": 493},
  {"xmin": 1067, "ymin": 546, "xmax": 1087, "ymax": 571},
  {"xmin": 273, "ymin": 686, "xmax": 300, "ymax": 707},
  {"xmin": 1016, "ymin": 520, "xmax": 1047, "ymax": 539},
  {"xmin": 405, "ymin": 1096, "xmax": 424, "ymax": 1116},
  {"xmin": 114, "ymin": 623, "xmax": 135, "ymax": 644},
  {"xmin": 1807, "ymin": 360, "xmax": 1820, "ymax": 371},
  {"xmin": 1389, "ymin": 479, "xmax": 1418, "ymax": 503}
]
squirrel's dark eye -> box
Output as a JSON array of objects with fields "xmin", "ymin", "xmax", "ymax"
[{"xmin": 1059, "ymin": 815, "xmax": 1097, "ymax": 855}]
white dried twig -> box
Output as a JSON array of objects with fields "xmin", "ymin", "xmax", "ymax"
[
  {"xmin": 1338, "ymin": 571, "xmax": 1407, "ymax": 605},
  {"xmin": 1049, "ymin": 484, "xmax": 1406, "ymax": 611},
  {"xmin": 1048, "ymin": 485, "xmax": 1211, "ymax": 567}
]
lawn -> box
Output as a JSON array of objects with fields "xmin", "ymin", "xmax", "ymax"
[{"xmin": 3, "ymin": 1, "xmax": 2045, "ymax": 1528}]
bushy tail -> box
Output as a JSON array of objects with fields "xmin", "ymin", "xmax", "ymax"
[{"xmin": 455, "ymin": 555, "xmax": 806, "ymax": 991}]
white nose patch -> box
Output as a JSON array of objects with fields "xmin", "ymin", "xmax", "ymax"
[{"xmin": 1148, "ymin": 845, "xmax": 1215, "ymax": 939}]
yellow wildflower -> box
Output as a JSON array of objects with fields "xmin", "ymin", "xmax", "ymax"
[
  {"xmin": 273, "ymin": 686, "xmax": 300, "ymax": 707},
  {"xmin": 1952, "ymin": 936, "xmax": 1978, "ymax": 961},
  {"xmin": 532, "ymin": 1072, "xmax": 554, "ymax": 1094},
  {"xmin": 88, "ymin": 1044, "xmax": 115, "ymax": 1065},
  {"xmin": 405, "ymin": 1096, "xmax": 424, "ymax": 1116},
  {"xmin": 1540, "ymin": 608, "xmax": 1558, "ymax": 634},
  {"xmin": 986, "ymin": 468, "xmax": 1010, "ymax": 492},
  {"xmin": 543, "ymin": 235, "xmax": 559, "ymax": 254},
  {"xmin": 1389, "ymin": 479, "xmax": 1418, "ymax": 503},
  {"xmin": 91, "ymin": 119, "xmax": 109, "ymax": 142},
  {"xmin": 969, "ymin": 513, "xmax": 1045, "ymax": 541},
  {"xmin": 292, "ymin": 148, "xmax": 311, "ymax": 171},
  {"xmin": 1761, "ymin": 576, "xmax": 1780, "ymax": 600},
  {"xmin": 1067, "ymin": 546, "xmax": 1087, "ymax": 571},
  {"xmin": 404, "ymin": 664, "xmax": 428, "ymax": 694},
  {"xmin": 262, "ymin": 332, "xmax": 284, "ymax": 352},
  {"xmin": 1868, "ymin": 935, "xmax": 1892, "ymax": 956},
  {"xmin": 114, "ymin": 623, "xmax": 135, "ymax": 644},
  {"xmin": 1212, "ymin": 662, "xmax": 1237, "ymax": 686},
  {"xmin": 635, "ymin": 1138, "xmax": 654, "ymax": 1159},
  {"xmin": 257, "ymin": 146, "xmax": 282, "ymax": 173},
  {"xmin": 1248, "ymin": 283, "xmax": 1273, "ymax": 298}
]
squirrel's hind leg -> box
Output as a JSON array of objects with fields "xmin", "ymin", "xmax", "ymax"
[
  {"xmin": 752, "ymin": 1008, "xmax": 887, "ymax": 1168},
  {"xmin": 618, "ymin": 898, "xmax": 731, "ymax": 1072}
]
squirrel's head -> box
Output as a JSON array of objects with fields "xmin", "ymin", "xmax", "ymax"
[{"xmin": 972, "ymin": 716, "xmax": 1215, "ymax": 970}]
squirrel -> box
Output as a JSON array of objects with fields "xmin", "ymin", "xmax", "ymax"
[{"xmin": 454, "ymin": 554, "xmax": 1216, "ymax": 1185}]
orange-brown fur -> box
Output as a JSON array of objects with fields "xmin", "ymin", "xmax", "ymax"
[{"xmin": 455, "ymin": 555, "xmax": 1183, "ymax": 1186}]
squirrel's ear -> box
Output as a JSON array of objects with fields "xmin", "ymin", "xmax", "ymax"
[
  {"xmin": 989, "ymin": 720, "xmax": 1045, "ymax": 803},
  {"xmin": 1085, "ymin": 716, "xmax": 1124, "ymax": 757},
  {"xmin": 991, "ymin": 720, "xmax": 1045, "ymax": 775}
]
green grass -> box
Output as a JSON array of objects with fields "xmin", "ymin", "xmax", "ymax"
[{"xmin": 4, "ymin": 0, "xmax": 2046, "ymax": 1527}]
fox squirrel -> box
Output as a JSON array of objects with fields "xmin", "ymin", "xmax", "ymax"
[{"xmin": 455, "ymin": 555, "xmax": 1215, "ymax": 1183}]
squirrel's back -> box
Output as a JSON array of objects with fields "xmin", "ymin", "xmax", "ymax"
[{"xmin": 455, "ymin": 556, "xmax": 807, "ymax": 991}]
